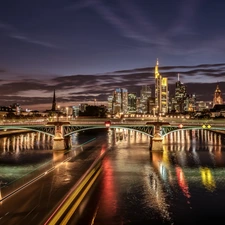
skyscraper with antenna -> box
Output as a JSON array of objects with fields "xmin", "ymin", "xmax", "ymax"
[{"xmin": 154, "ymin": 59, "xmax": 168, "ymax": 114}]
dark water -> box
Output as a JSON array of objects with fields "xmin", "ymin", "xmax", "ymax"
[
  {"xmin": 1, "ymin": 129, "xmax": 225, "ymax": 224},
  {"xmin": 0, "ymin": 130, "xmax": 99, "ymax": 186},
  {"xmin": 72, "ymin": 129, "xmax": 225, "ymax": 225}
]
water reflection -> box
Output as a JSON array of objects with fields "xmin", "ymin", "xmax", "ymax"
[
  {"xmin": 1, "ymin": 128, "xmax": 225, "ymax": 224},
  {"xmin": 200, "ymin": 167, "xmax": 216, "ymax": 191},
  {"xmin": 175, "ymin": 166, "xmax": 191, "ymax": 199},
  {"xmin": 147, "ymin": 130, "xmax": 225, "ymax": 199},
  {"xmin": 144, "ymin": 166, "xmax": 171, "ymax": 222},
  {"xmin": 99, "ymin": 129, "xmax": 225, "ymax": 224},
  {"xmin": 149, "ymin": 148, "xmax": 225, "ymax": 193},
  {"xmin": 0, "ymin": 132, "xmax": 81, "ymax": 197},
  {"xmin": 0, "ymin": 132, "xmax": 53, "ymax": 153},
  {"xmin": 164, "ymin": 129, "xmax": 223, "ymax": 150}
]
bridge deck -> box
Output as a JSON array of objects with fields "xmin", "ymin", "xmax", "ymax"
[{"xmin": 0, "ymin": 121, "xmax": 225, "ymax": 138}]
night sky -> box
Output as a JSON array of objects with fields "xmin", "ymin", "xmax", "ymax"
[{"xmin": 1, "ymin": 0, "xmax": 225, "ymax": 111}]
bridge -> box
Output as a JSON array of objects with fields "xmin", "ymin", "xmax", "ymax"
[{"xmin": 0, "ymin": 119, "xmax": 225, "ymax": 150}]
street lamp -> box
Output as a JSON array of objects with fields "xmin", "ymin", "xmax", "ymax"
[
  {"xmin": 153, "ymin": 107, "xmax": 156, "ymax": 117},
  {"xmin": 157, "ymin": 105, "xmax": 159, "ymax": 122},
  {"xmin": 57, "ymin": 105, "xmax": 60, "ymax": 122},
  {"xmin": 66, "ymin": 107, "xmax": 68, "ymax": 121}
]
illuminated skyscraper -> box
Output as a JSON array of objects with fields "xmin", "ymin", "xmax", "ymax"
[
  {"xmin": 172, "ymin": 74, "xmax": 187, "ymax": 112},
  {"xmin": 154, "ymin": 59, "xmax": 168, "ymax": 114},
  {"xmin": 107, "ymin": 95, "xmax": 113, "ymax": 114},
  {"xmin": 171, "ymin": 74, "xmax": 196, "ymax": 113},
  {"xmin": 213, "ymin": 84, "xmax": 223, "ymax": 106},
  {"xmin": 140, "ymin": 85, "xmax": 151, "ymax": 113},
  {"xmin": 112, "ymin": 88, "xmax": 128, "ymax": 115},
  {"xmin": 128, "ymin": 92, "xmax": 137, "ymax": 113}
]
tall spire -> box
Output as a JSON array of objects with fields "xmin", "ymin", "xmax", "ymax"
[
  {"xmin": 155, "ymin": 58, "xmax": 159, "ymax": 78},
  {"xmin": 51, "ymin": 89, "xmax": 56, "ymax": 111},
  {"xmin": 178, "ymin": 73, "xmax": 179, "ymax": 81}
]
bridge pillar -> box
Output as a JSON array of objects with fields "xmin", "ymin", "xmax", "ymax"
[
  {"xmin": 53, "ymin": 124, "xmax": 65, "ymax": 150},
  {"xmin": 150, "ymin": 133, "xmax": 163, "ymax": 151},
  {"xmin": 53, "ymin": 132, "xmax": 65, "ymax": 150},
  {"xmin": 47, "ymin": 121, "xmax": 71, "ymax": 150},
  {"xmin": 150, "ymin": 124, "xmax": 163, "ymax": 151}
]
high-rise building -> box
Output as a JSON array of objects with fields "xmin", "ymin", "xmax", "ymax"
[
  {"xmin": 136, "ymin": 97, "xmax": 141, "ymax": 113},
  {"xmin": 147, "ymin": 97, "xmax": 156, "ymax": 114},
  {"xmin": 154, "ymin": 59, "xmax": 168, "ymax": 114},
  {"xmin": 140, "ymin": 85, "xmax": 151, "ymax": 113},
  {"xmin": 172, "ymin": 74, "xmax": 188, "ymax": 112},
  {"xmin": 213, "ymin": 84, "xmax": 223, "ymax": 106},
  {"xmin": 112, "ymin": 88, "xmax": 128, "ymax": 115},
  {"xmin": 185, "ymin": 94, "xmax": 196, "ymax": 112},
  {"xmin": 171, "ymin": 74, "xmax": 196, "ymax": 113},
  {"xmin": 128, "ymin": 92, "xmax": 137, "ymax": 113},
  {"xmin": 107, "ymin": 95, "xmax": 113, "ymax": 114}
]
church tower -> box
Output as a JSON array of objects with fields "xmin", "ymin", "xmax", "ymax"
[
  {"xmin": 213, "ymin": 84, "xmax": 223, "ymax": 106},
  {"xmin": 51, "ymin": 89, "xmax": 56, "ymax": 111}
]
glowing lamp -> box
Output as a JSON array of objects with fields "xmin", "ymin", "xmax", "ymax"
[
  {"xmin": 105, "ymin": 121, "xmax": 111, "ymax": 128},
  {"xmin": 178, "ymin": 124, "xmax": 183, "ymax": 128},
  {"xmin": 202, "ymin": 124, "xmax": 211, "ymax": 129}
]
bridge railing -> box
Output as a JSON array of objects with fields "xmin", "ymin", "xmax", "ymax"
[{"xmin": 0, "ymin": 118, "xmax": 225, "ymax": 127}]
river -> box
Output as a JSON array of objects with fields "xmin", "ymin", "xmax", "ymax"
[
  {"xmin": 69, "ymin": 128, "xmax": 225, "ymax": 225},
  {"xmin": 0, "ymin": 128, "xmax": 225, "ymax": 224}
]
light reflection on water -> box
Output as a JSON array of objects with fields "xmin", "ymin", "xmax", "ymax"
[
  {"xmin": 1, "ymin": 128, "xmax": 225, "ymax": 224},
  {"xmin": 156, "ymin": 131, "xmax": 225, "ymax": 224},
  {"xmin": 0, "ymin": 132, "xmax": 80, "ymax": 185},
  {"xmin": 0, "ymin": 132, "xmax": 53, "ymax": 153},
  {"xmin": 92, "ymin": 128, "xmax": 225, "ymax": 224}
]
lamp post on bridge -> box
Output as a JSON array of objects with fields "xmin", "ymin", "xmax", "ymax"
[
  {"xmin": 157, "ymin": 105, "xmax": 159, "ymax": 123},
  {"xmin": 66, "ymin": 107, "xmax": 68, "ymax": 121},
  {"xmin": 153, "ymin": 107, "xmax": 156, "ymax": 117},
  {"xmin": 57, "ymin": 105, "xmax": 60, "ymax": 122}
]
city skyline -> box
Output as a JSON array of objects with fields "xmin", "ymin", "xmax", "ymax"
[
  {"xmin": 1, "ymin": 0, "xmax": 225, "ymax": 110},
  {"xmin": 0, "ymin": 62, "xmax": 224, "ymax": 111}
]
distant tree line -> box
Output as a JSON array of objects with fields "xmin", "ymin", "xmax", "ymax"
[{"xmin": 79, "ymin": 105, "xmax": 108, "ymax": 118}]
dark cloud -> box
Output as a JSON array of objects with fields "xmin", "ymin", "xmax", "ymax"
[
  {"xmin": 0, "ymin": 80, "xmax": 50, "ymax": 95},
  {"xmin": 0, "ymin": 63, "xmax": 224, "ymax": 110}
]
